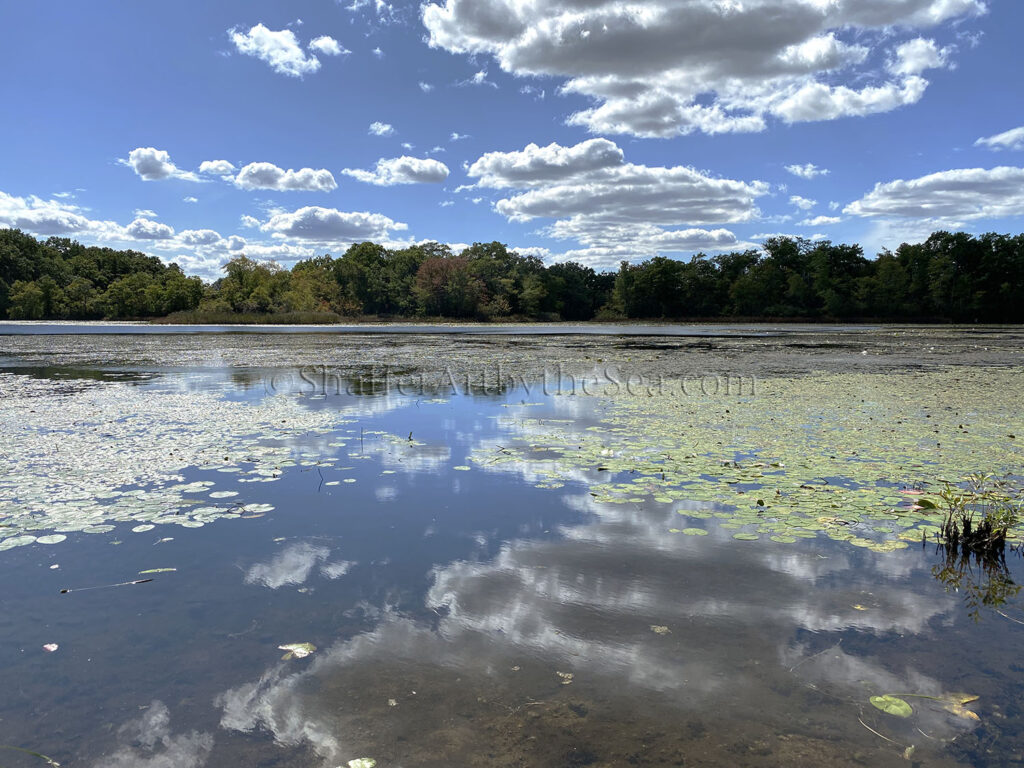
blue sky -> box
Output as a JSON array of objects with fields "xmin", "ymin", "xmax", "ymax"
[{"xmin": 1, "ymin": 0, "xmax": 1022, "ymax": 276}]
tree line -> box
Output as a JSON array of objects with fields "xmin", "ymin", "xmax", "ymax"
[{"xmin": 2, "ymin": 227, "xmax": 1023, "ymax": 323}]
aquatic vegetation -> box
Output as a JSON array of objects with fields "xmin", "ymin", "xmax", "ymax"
[
  {"xmin": 279, "ymin": 642, "xmax": 317, "ymax": 660},
  {"xmin": 0, "ymin": 373, "xmax": 430, "ymax": 549},
  {"xmin": 934, "ymin": 474, "xmax": 1023, "ymax": 556},
  {"xmin": 470, "ymin": 368, "xmax": 1024, "ymax": 552}
]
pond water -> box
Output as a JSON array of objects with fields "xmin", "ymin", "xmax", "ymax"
[{"xmin": 1, "ymin": 330, "xmax": 1023, "ymax": 768}]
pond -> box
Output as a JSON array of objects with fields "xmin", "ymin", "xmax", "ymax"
[{"xmin": 1, "ymin": 328, "xmax": 1022, "ymax": 767}]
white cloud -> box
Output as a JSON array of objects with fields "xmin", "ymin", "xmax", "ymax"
[
  {"xmin": 133, "ymin": 208, "xmax": 158, "ymax": 219},
  {"xmin": 467, "ymin": 138, "xmax": 766, "ymax": 268},
  {"xmin": 975, "ymin": 126, "xmax": 1024, "ymax": 152},
  {"xmin": 234, "ymin": 162, "xmax": 337, "ymax": 192},
  {"xmin": 178, "ymin": 228, "xmax": 222, "ymax": 246},
  {"xmin": 846, "ymin": 166, "xmax": 1024, "ymax": 223},
  {"xmin": 122, "ymin": 147, "xmax": 198, "ymax": 182},
  {"xmin": 790, "ymin": 195, "xmax": 817, "ymax": 211},
  {"xmin": 464, "ymin": 69, "xmax": 496, "ymax": 88},
  {"xmin": 785, "ymin": 163, "xmax": 830, "ymax": 179},
  {"xmin": 419, "ymin": 81, "xmax": 434, "ymax": 92},
  {"xmin": 183, "ymin": 196, "xmax": 199, "ymax": 203},
  {"xmin": 126, "ymin": 217, "xmax": 175, "ymax": 240},
  {"xmin": 229, "ymin": 24, "xmax": 322, "ymax": 77},
  {"xmin": 422, "ymin": 0, "xmax": 985, "ymax": 137},
  {"xmin": 888, "ymin": 37, "xmax": 952, "ymax": 77},
  {"xmin": 260, "ymin": 205, "xmax": 407, "ymax": 241},
  {"xmin": 449, "ymin": 132, "xmax": 469, "ymax": 142},
  {"xmin": 467, "ymin": 138, "xmax": 623, "ymax": 188},
  {"xmin": 0, "ymin": 190, "xmax": 121, "ymax": 238},
  {"xmin": 800, "ymin": 215, "xmax": 842, "ymax": 226},
  {"xmin": 368, "ymin": 121, "xmax": 395, "ymax": 136},
  {"xmin": 199, "ymin": 159, "xmax": 236, "ymax": 177},
  {"xmin": 372, "ymin": 47, "xmax": 384, "ymax": 58},
  {"xmin": 346, "ymin": 0, "xmax": 400, "ymax": 24},
  {"xmin": 308, "ymin": 35, "xmax": 349, "ymax": 56},
  {"xmin": 342, "ymin": 156, "xmax": 450, "ymax": 186}
]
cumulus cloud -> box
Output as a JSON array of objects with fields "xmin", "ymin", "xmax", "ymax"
[
  {"xmin": 419, "ymin": 81, "xmax": 434, "ymax": 92},
  {"xmin": 308, "ymin": 35, "xmax": 349, "ymax": 56},
  {"xmin": 975, "ymin": 126, "xmax": 1024, "ymax": 152},
  {"xmin": 368, "ymin": 121, "xmax": 395, "ymax": 136},
  {"xmin": 234, "ymin": 162, "xmax": 337, "ymax": 192},
  {"xmin": 199, "ymin": 159, "xmax": 236, "ymax": 177},
  {"xmin": 888, "ymin": 37, "xmax": 952, "ymax": 77},
  {"xmin": 230, "ymin": 24, "xmax": 321, "ymax": 77},
  {"xmin": 122, "ymin": 147, "xmax": 198, "ymax": 182},
  {"xmin": 126, "ymin": 217, "xmax": 175, "ymax": 240},
  {"xmin": 0, "ymin": 190, "xmax": 120, "ymax": 238},
  {"xmin": 342, "ymin": 156, "xmax": 450, "ymax": 185},
  {"xmin": 790, "ymin": 195, "xmax": 817, "ymax": 211},
  {"xmin": 845, "ymin": 166, "xmax": 1024, "ymax": 224},
  {"xmin": 785, "ymin": 163, "xmax": 830, "ymax": 179},
  {"xmin": 260, "ymin": 205, "xmax": 407, "ymax": 241},
  {"xmin": 178, "ymin": 228, "xmax": 222, "ymax": 246},
  {"xmin": 421, "ymin": 0, "xmax": 985, "ymax": 137},
  {"xmin": 467, "ymin": 138, "xmax": 766, "ymax": 267}
]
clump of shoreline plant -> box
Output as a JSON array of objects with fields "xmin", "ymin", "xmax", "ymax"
[{"xmin": 931, "ymin": 474, "xmax": 1023, "ymax": 556}]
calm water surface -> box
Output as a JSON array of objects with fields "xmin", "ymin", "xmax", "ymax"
[{"xmin": 0, "ymin": 359, "xmax": 1021, "ymax": 767}]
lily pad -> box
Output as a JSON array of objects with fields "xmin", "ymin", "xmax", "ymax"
[
  {"xmin": 279, "ymin": 642, "xmax": 316, "ymax": 660},
  {"xmin": 870, "ymin": 695, "xmax": 913, "ymax": 718}
]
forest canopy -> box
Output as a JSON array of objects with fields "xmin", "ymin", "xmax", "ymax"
[{"xmin": 2, "ymin": 228, "xmax": 1023, "ymax": 323}]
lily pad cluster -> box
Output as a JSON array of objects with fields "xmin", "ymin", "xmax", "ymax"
[
  {"xmin": 470, "ymin": 368, "xmax": 1024, "ymax": 551},
  {"xmin": 0, "ymin": 374, "xmax": 364, "ymax": 549}
]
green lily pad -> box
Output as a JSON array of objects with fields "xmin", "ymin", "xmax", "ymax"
[
  {"xmin": 870, "ymin": 695, "xmax": 913, "ymax": 717},
  {"xmin": 680, "ymin": 528, "xmax": 709, "ymax": 536}
]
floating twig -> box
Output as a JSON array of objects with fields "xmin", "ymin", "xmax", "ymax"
[
  {"xmin": 0, "ymin": 744, "xmax": 61, "ymax": 766},
  {"xmin": 60, "ymin": 578, "xmax": 153, "ymax": 594}
]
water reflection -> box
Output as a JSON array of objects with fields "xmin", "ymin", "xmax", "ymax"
[
  {"xmin": 100, "ymin": 701, "xmax": 213, "ymax": 768},
  {"xmin": 244, "ymin": 542, "xmax": 355, "ymax": 590},
  {"xmin": 214, "ymin": 487, "xmax": 970, "ymax": 766}
]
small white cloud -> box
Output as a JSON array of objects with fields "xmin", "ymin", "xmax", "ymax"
[
  {"xmin": 372, "ymin": 47, "xmax": 384, "ymax": 58},
  {"xmin": 439, "ymin": 200, "xmax": 454, "ymax": 207},
  {"xmin": 240, "ymin": 214, "xmax": 261, "ymax": 228},
  {"xmin": 308, "ymin": 35, "xmax": 349, "ymax": 56},
  {"xmin": 234, "ymin": 162, "xmax": 337, "ymax": 192},
  {"xmin": 785, "ymin": 163, "xmax": 830, "ymax": 179},
  {"xmin": 975, "ymin": 126, "xmax": 1024, "ymax": 152},
  {"xmin": 368, "ymin": 121, "xmax": 394, "ymax": 136},
  {"xmin": 229, "ymin": 24, "xmax": 321, "ymax": 77},
  {"xmin": 401, "ymin": 142, "xmax": 414, "ymax": 150},
  {"xmin": 260, "ymin": 205, "xmax": 407, "ymax": 241},
  {"xmin": 199, "ymin": 159, "xmax": 237, "ymax": 176},
  {"xmin": 122, "ymin": 147, "xmax": 198, "ymax": 182},
  {"xmin": 342, "ymin": 156, "xmax": 450, "ymax": 186},
  {"xmin": 888, "ymin": 38, "xmax": 952, "ymax": 77},
  {"xmin": 126, "ymin": 217, "xmax": 175, "ymax": 240},
  {"xmin": 800, "ymin": 215, "xmax": 842, "ymax": 226},
  {"xmin": 450, "ymin": 132, "xmax": 469, "ymax": 142},
  {"xmin": 133, "ymin": 208, "xmax": 158, "ymax": 219},
  {"xmin": 183, "ymin": 196, "xmax": 199, "ymax": 203},
  {"xmin": 419, "ymin": 81, "xmax": 434, "ymax": 92},
  {"xmin": 829, "ymin": 201, "xmax": 840, "ymax": 211},
  {"xmin": 178, "ymin": 228, "xmax": 222, "ymax": 246},
  {"xmin": 790, "ymin": 195, "xmax": 817, "ymax": 211},
  {"xmin": 462, "ymin": 69, "xmax": 496, "ymax": 88}
]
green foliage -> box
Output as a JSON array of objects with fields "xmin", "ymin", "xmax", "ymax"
[
  {"xmin": 0, "ymin": 229, "xmax": 201, "ymax": 319},
  {"xmin": 4, "ymin": 228, "xmax": 1024, "ymax": 322}
]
